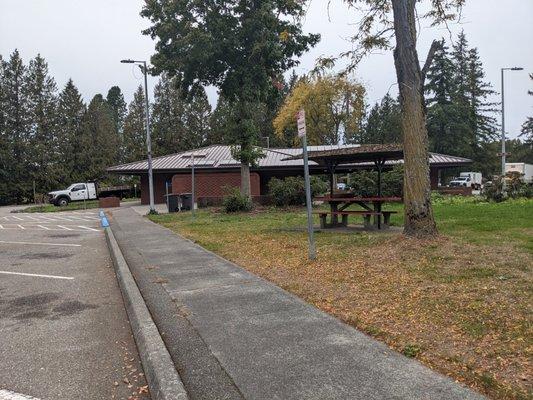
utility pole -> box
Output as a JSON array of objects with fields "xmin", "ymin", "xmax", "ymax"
[
  {"xmin": 500, "ymin": 67, "xmax": 523, "ymax": 194},
  {"xmin": 121, "ymin": 59, "xmax": 155, "ymax": 213}
]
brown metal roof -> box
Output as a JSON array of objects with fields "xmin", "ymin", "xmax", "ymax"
[
  {"xmin": 107, "ymin": 144, "xmax": 470, "ymax": 174},
  {"xmin": 283, "ymin": 144, "xmax": 404, "ymax": 165}
]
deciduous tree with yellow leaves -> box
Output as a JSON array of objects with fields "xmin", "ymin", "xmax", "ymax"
[{"xmin": 273, "ymin": 75, "xmax": 365, "ymax": 145}]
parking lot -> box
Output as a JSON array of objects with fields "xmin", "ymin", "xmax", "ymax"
[{"xmin": 0, "ymin": 206, "xmax": 150, "ymax": 400}]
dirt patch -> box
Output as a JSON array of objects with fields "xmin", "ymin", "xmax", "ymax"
[
  {"xmin": 1, "ymin": 293, "xmax": 98, "ymax": 321},
  {"xmin": 49, "ymin": 233, "xmax": 80, "ymax": 238},
  {"xmin": 20, "ymin": 252, "xmax": 73, "ymax": 260}
]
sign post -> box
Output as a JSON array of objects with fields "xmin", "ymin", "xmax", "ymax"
[
  {"xmin": 191, "ymin": 152, "xmax": 195, "ymax": 221},
  {"xmin": 297, "ymin": 109, "xmax": 316, "ymax": 260}
]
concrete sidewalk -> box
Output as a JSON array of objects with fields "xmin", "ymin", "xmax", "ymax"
[{"xmin": 109, "ymin": 207, "xmax": 485, "ymax": 400}]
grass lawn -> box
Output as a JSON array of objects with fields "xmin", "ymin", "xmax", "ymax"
[
  {"xmin": 149, "ymin": 197, "xmax": 533, "ymax": 400},
  {"xmin": 17, "ymin": 198, "xmax": 140, "ymax": 213}
]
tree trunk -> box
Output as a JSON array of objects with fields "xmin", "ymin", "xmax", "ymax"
[
  {"xmin": 240, "ymin": 162, "xmax": 251, "ymax": 197},
  {"xmin": 391, "ymin": 0, "xmax": 438, "ymax": 238}
]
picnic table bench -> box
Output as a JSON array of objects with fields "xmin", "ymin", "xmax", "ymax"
[
  {"xmin": 314, "ymin": 210, "xmax": 398, "ymax": 229},
  {"xmin": 314, "ymin": 196, "xmax": 402, "ymax": 229}
]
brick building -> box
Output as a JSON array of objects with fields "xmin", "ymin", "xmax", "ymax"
[{"xmin": 108, "ymin": 144, "xmax": 471, "ymax": 205}]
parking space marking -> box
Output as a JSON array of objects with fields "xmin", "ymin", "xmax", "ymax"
[
  {"xmin": 0, "ymin": 271, "xmax": 74, "ymax": 280},
  {"xmin": 0, "ymin": 240, "xmax": 81, "ymax": 247},
  {"xmin": 77, "ymin": 225, "xmax": 99, "ymax": 232},
  {"xmin": 0, "ymin": 224, "xmax": 100, "ymax": 232},
  {"xmin": 2, "ymin": 213, "xmax": 101, "ymax": 224},
  {"xmin": 0, "ymin": 389, "xmax": 41, "ymax": 400}
]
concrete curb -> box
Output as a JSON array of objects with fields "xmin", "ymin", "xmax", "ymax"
[{"xmin": 104, "ymin": 225, "xmax": 189, "ymax": 400}]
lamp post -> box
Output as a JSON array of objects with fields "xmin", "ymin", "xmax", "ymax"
[
  {"xmin": 121, "ymin": 59, "xmax": 155, "ymax": 213},
  {"xmin": 500, "ymin": 67, "xmax": 523, "ymax": 193}
]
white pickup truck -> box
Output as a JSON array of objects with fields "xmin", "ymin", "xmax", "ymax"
[
  {"xmin": 48, "ymin": 183, "xmax": 98, "ymax": 206},
  {"xmin": 449, "ymin": 172, "xmax": 482, "ymax": 190},
  {"xmin": 48, "ymin": 183, "xmax": 133, "ymax": 206}
]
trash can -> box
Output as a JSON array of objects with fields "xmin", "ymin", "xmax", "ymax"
[
  {"xmin": 166, "ymin": 194, "xmax": 180, "ymax": 213},
  {"xmin": 180, "ymin": 193, "xmax": 193, "ymax": 211}
]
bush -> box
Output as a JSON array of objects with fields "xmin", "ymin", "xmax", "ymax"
[
  {"xmin": 222, "ymin": 187, "xmax": 253, "ymax": 213},
  {"xmin": 484, "ymin": 173, "xmax": 533, "ymax": 202},
  {"xmin": 347, "ymin": 165, "xmax": 404, "ymax": 197},
  {"xmin": 268, "ymin": 176, "xmax": 328, "ymax": 207}
]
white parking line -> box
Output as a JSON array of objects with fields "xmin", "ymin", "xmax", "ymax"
[
  {"xmin": 17, "ymin": 224, "xmax": 25, "ymax": 230},
  {"xmin": 77, "ymin": 225, "xmax": 99, "ymax": 232},
  {"xmin": 11, "ymin": 216, "xmax": 23, "ymax": 221},
  {"xmin": 36, "ymin": 215, "xmax": 58, "ymax": 222},
  {"xmin": 0, "ymin": 389, "xmax": 41, "ymax": 400},
  {"xmin": 0, "ymin": 240, "xmax": 81, "ymax": 247},
  {"xmin": 37, "ymin": 225, "xmax": 51, "ymax": 230},
  {"xmin": 57, "ymin": 225, "xmax": 73, "ymax": 231},
  {"xmin": 0, "ymin": 271, "xmax": 74, "ymax": 280}
]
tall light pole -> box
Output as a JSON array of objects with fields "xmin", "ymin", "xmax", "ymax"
[
  {"xmin": 500, "ymin": 67, "xmax": 523, "ymax": 193},
  {"xmin": 121, "ymin": 59, "xmax": 155, "ymax": 213}
]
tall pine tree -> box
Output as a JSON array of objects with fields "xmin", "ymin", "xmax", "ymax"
[
  {"xmin": 361, "ymin": 93, "xmax": 402, "ymax": 145},
  {"xmin": 520, "ymin": 74, "xmax": 533, "ymax": 144},
  {"xmin": 183, "ymin": 86, "xmax": 211, "ymax": 149},
  {"xmin": 151, "ymin": 75, "xmax": 187, "ymax": 156},
  {"xmin": 106, "ymin": 86, "xmax": 127, "ymax": 162},
  {"xmin": 57, "ymin": 79, "xmax": 86, "ymax": 183},
  {"xmin": 450, "ymin": 31, "xmax": 498, "ymax": 160},
  {"xmin": 80, "ymin": 94, "xmax": 118, "ymax": 181},
  {"xmin": 25, "ymin": 54, "xmax": 59, "ymax": 193},
  {"xmin": 1, "ymin": 50, "xmax": 31, "ymax": 203},
  {"xmin": 123, "ymin": 86, "xmax": 147, "ymax": 163},
  {"xmin": 425, "ymin": 39, "xmax": 469, "ymax": 155}
]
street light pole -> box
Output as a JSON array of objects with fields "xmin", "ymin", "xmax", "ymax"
[
  {"xmin": 121, "ymin": 59, "xmax": 155, "ymax": 213},
  {"xmin": 500, "ymin": 67, "xmax": 523, "ymax": 194}
]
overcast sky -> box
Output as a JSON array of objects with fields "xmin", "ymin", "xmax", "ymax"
[{"xmin": 1, "ymin": 0, "xmax": 531, "ymax": 139}]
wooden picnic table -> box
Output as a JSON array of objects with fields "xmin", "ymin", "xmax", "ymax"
[{"xmin": 314, "ymin": 195, "xmax": 402, "ymax": 229}]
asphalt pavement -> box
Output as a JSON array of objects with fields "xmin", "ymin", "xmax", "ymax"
[{"xmin": 0, "ymin": 206, "xmax": 150, "ymax": 400}]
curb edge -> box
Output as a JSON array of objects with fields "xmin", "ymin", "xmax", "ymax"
[{"xmin": 104, "ymin": 225, "xmax": 188, "ymax": 400}]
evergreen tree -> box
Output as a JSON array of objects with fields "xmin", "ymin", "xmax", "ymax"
[
  {"xmin": 123, "ymin": 86, "xmax": 147, "ymax": 163},
  {"xmin": 207, "ymin": 95, "xmax": 233, "ymax": 146},
  {"xmin": 25, "ymin": 54, "xmax": 59, "ymax": 193},
  {"xmin": 450, "ymin": 31, "xmax": 498, "ymax": 158},
  {"xmin": 106, "ymin": 86, "xmax": 127, "ymax": 162},
  {"xmin": 465, "ymin": 46, "xmax": 498, "ymax": 143},
  {"xmin": 0, "ymin": 55, "xmax": 9, "ymax": 204},
  {"xmin": 520, "ymin": 74, "xmax": 533, "ymax": 144},
  {"xmin": 362, "ymin": 93, "xmax": 402, "ymax": 144},
  {"xmin": 80, "ymin": 94, "xmax": 118, "ymax": 180},
  {"xmin": 57, "ymin": 79, "xmax": 86, "ymax": 183},
  {"xmin": 1, "ymin": 50, "xmax": 31, "ymax": 203},
  {"xmin": 425, "ymin": 39, "xmax": 469, "ymax": 155},
  {"xmin": 183, "ymin": 86, "xmax": 211, "ymax": 149},
  {"xmin": 151, "ymin": 75, "xmax": 187, "ymax": 156}
]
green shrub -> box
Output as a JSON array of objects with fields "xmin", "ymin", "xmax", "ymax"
[
  {"xmin": 347, "ymin": 165, "xmax": 404, "ymax": 197},
  {"xmin": 222, "ymin": 187, "xmax": 253, "ymax": 213},
  {"xmin": 268, "ymin": 176, "xmax": 328, "ymax": 207},
  {"xmin": 484, "ymin": 173, "xmax": 532, "ymax": 202}
]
